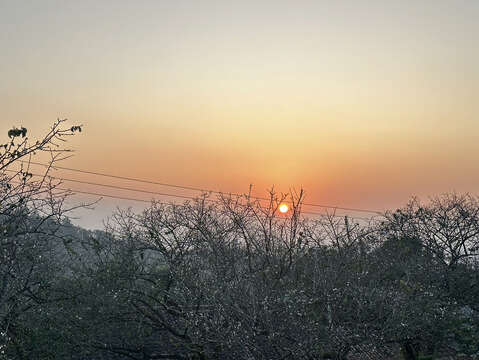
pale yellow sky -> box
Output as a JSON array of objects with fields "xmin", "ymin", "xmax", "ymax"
[{"xmin": 1, "ymin": 0, "xmax": 478, "ymax": 227}]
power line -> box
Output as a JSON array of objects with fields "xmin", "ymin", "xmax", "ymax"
[
  {"xmin": 8, "ymin": 176, "xmax": 376, "ymax": 221},
  {"xmin": 21, "ymin": 160, "xmax": 216, "ymax": 194},
  {"xmin": 7, "ymin": 169, "xmax": 261, "ymax": 202},
  {"xmin": 20, "ymin": 161, "xmax": 383, "ymax": 215}
]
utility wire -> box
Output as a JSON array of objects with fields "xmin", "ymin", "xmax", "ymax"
[
  {"xmin": 8, "ymin": 169, "xmax": 238, "ymax": 202},
  {"xmin": 17, "ymin": 170, "xmax": 380, "ymax": 221},
  {"xmin": 20, "ymin": 161, "xmax": 383, "ymax": 215},
  {"xmin": 9, "ymin": 173, "xmax": 374, "ymax": 221}
]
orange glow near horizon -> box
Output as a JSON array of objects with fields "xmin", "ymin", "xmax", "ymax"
[{"xmin": 1, "ymin": 1, "xmax": 478, "ymax": 229}]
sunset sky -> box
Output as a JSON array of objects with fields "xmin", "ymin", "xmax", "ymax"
[{"xmin": 1, "ymin": 0, "xmax": 478, "ymax": 228}]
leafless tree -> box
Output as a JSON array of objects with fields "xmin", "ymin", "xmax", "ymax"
[{"xmin": 0, "ymin": 119, "xmax": 83, "ymax": 357}]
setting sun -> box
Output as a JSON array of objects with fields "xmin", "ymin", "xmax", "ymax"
[{"xmin": 279, "ymin": 204, "xmax": 289, "ymax": 213}]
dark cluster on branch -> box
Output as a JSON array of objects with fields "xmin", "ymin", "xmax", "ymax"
[{"xmin": 7, "ymin": 126, "xmax": 27, "ymax": 139}]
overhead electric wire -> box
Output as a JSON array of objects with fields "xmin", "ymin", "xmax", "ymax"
[
  {"xmin": 9, "ymin": 175, "xmax": 374, "ymax": 221},
  {"xmin": 21, "ymin": 160, "xmax": 215, "ymax": 194},
  {"xmin": 20, "ymin": 161, "xmax": 383, "ymax": 215},
  {"xmin": 8, "ymin": 169, "xmax": 260, "ymax": 202},
  {"xmin": 59, "ymin": 188, "xmax": 152, "ymax": 204}
]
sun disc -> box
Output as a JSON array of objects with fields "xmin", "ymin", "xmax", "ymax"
[{"xmin": 279, "ymin": 204, "xmax": 289, "ymax": 213}]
